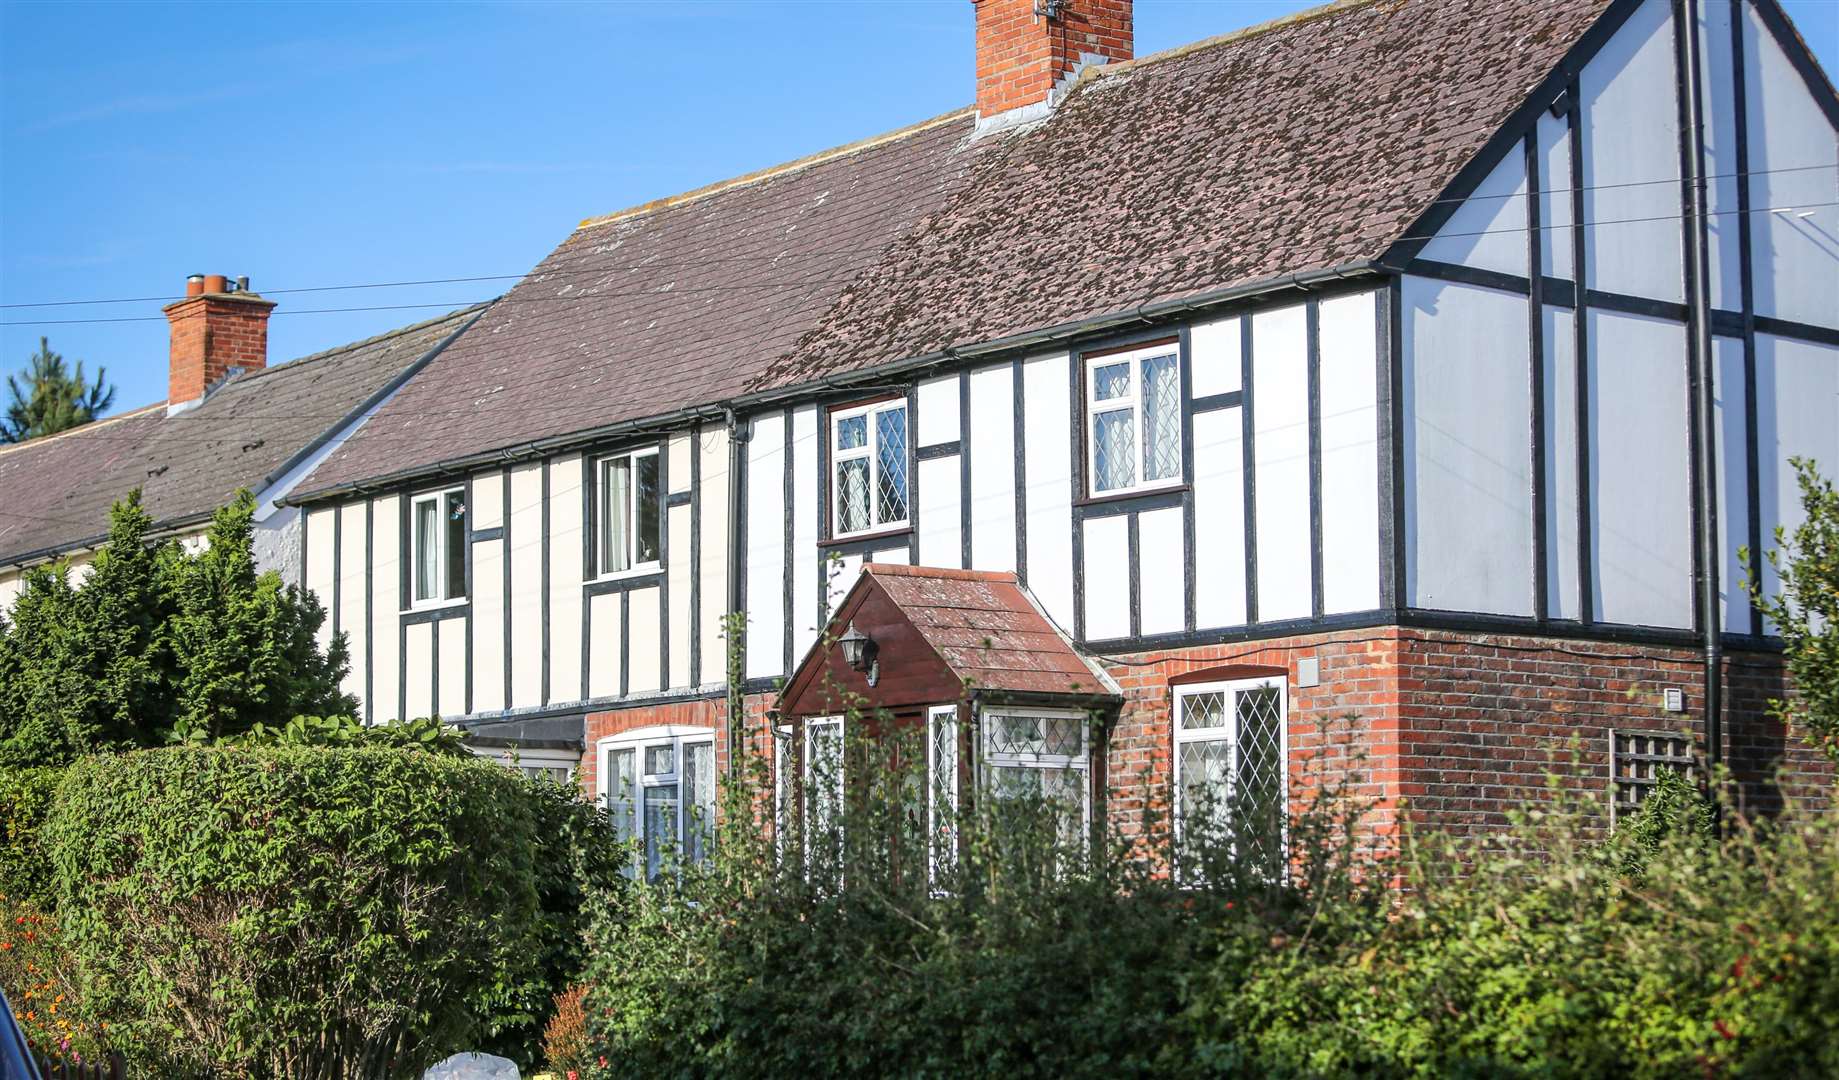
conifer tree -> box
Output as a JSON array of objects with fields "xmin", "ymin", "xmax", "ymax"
[{"xmin": 1, "ymin": 337, "xmax": 116, "ymax": 443}]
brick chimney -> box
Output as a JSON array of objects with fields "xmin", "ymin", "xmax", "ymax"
[
  {"xmin": 974, "ymin": 0, "xmax": 1132, "ymax": 123},
  {"xmin": 163, "ymin": 273, "xmax": 275, "ymax": 413}
]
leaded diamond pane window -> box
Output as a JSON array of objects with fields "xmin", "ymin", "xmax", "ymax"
[
  {"xmin": 831, "ymin": 400, "xmax": 909, "ymax": 537},
  {"xmin": 597, "ymin": 729, "xmax": 716, "ymax": 881},
  {"xmin": 1086, "ymin": 345, "xmax": 1182, "ymax": 497},
  {"xmin": 982, "ymin": 709, "xmax": 1091, "ymax": 857},
  {"xmin": 1174, "ymin": 679, "xmax": 1286, "ymax": 880},
  {"xmin": 928, "ymin": 706, "xmax": 959, "ymax": 884}
]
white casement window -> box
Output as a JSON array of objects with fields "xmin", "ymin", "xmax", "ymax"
[
  {"xmin": 926, "ymin": 705, "xmax": 960, "ymax": 884},
  {"xmin": 410, "ymin": 488, "xmax": 467, "ymax": 606},
  {"xmin": 830, "ymin": 400, "xmax": 909, "ymax": 537},
  {"xmin": 596, "ymin": 448, "xmax": 661, "ymax": 577},
  {"xmin": 472, "ymin": 747, "xmax": 577, "ymax": 786},
  {"xmin": 597, "ymin": 726, "xmax": 716, "ymax": 879},
  {"xmin": 1173, "ymin": 678, "xmax": 1287, "ymax": 877},
  {"xmin": 1086, "ymin": 344, "xmax": 1182, "ymax": 496},
  {"xmin": 981, "ymin": 708, "xmax": 1091, "ymax": 849}
]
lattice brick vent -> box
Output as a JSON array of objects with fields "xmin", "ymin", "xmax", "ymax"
[{"xmin": 1610, "ymin": 730, "xmax": 1695, "ymax": 824}]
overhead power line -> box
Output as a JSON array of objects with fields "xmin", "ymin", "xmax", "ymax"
[{"xmin": 0, "ymin": 162, "xmax": 1831, "ymax": 313}]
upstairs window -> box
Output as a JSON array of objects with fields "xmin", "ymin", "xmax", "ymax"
[
  {"xmin": 597, "ymin": 448, "xmax": 661, "ymax": 576},
  {"xmin": 831, "ymin": 400, "xmax": 908, "ymax": 538},
  {"xmin": 1086, "ymin": 344, "xmax": 1181, "ymax": 496},
  {"xmin": 1173, "ymin": 678, "xmax": 1286, "ymax": 880},
  {"xmin": 600, "ymin": 727, "xmax": 716, "ymax": 880},
  {"xmin": 411, "ymin": 488, "xmax": 467, "ymax": 606}
]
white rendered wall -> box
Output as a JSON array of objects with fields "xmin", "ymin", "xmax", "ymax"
[
  {"xmin": 1251, "ymin": 304, "xmax": 1312, "ymax": 622},
  {"xmin": 1022, "ymin": 352, "xmax": 1075, "ymax": 628},
  {"xmin": 968, "ymin": 364, "xmax": 1017, "ymax": 573},
  {"xmin": 1318, "ymin": 291, "xmax": 1381, "ymax": 615}
]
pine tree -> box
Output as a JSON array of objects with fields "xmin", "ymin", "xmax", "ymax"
[{"xmin": 1, "ymin": 336, "xmax": 116, "ymax": 443}]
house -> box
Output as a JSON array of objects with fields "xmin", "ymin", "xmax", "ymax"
[
  {"xmin": 0, "ymin": 273, "xmax": 482, "ymax": 612},
  {"xmin": 284, "ymin": 0, "xmax": 1833, "ymax": 856}
]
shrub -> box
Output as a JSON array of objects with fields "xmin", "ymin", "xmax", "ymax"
[
  {"xmin": 44, "ymin": 745, "xmax": 545, "ymax": 1078},
  {"xmin": 542, "ymin": 985, "xmax": 592, "ymax": 1075},
  {"xmin": 581, "ymin": 701, "xmax": 1838, "ymax": 1079},
  {"xmin": 0, "ymin": 766, "xmax": 63, "ymax": 909}
]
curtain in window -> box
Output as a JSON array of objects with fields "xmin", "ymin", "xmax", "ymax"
[
  {"xmin": 1094, "ymin": 410, "xmax": 1136, "ymax": 492},
  {"xmin": 414, "ymin": 498, "xmax": 439, "ymax": 601},
  {"xmin": 1141, "ymin": 353, "xmax": 1180, "ymax": 483},
  {"xmin": 837, "ymin": 458, "xmax": 871, "ymax": 533},
  {"xmin": 444, "ymin": 491, "xmax": 467, "ymax": 600},
  {"xmin": 636, "ymin": 453, "xmax": 661, "ymax": 564},
  {"xmin": 683, "ymin": 741, "xmax": 715, "ymax": 865},
  {"xmin": 603, "ymin": 458, "xmax": 632, "ymax": 572},
  {"xmin": 875, "ymin": 406, "xmax": 908, "ymax": 523}
]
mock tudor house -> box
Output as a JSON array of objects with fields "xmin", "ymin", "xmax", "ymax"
[
  {"xmin": 0, "ymin": 275, "xmax": 482, "ymax": 611},
  {"xmin": 276, "ymin": 0, "xmax": 1836, "ymax": 860}
]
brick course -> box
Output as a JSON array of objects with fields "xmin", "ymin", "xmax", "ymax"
[
  {"xmin": 974, "ymin": 0, "xmax": 1133, "ymax": 119},
  {"xmin": 571, "ymin": 629, "xmax": 1832, "ymax": 846}
]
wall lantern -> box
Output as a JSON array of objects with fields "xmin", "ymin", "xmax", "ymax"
[{"xmin": 838, "ymin": 621, "xmax": 880, "ymax": 687}]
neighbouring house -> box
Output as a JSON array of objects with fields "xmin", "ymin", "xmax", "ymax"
[
  {"xmin": 278, "ymin": 0, "xmax": 1839, "ymax": 861},
  {"xmin": 0, "ymin": 272, "xmax": 482, "ymax": 614}
]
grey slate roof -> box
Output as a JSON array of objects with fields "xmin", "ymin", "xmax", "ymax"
[
  {"xmin": 0, "ymin": 305, "xmax": 482, "ymax": 565},
  {"xmin": 296, "ymin": 0, "xmax": 1612, "ymax": 496}
]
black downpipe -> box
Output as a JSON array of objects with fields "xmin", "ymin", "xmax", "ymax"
[
  {"xmin": 725, "ymin": 409, "xmax": 749, "ymax": 771},
  {"xmin": 1680, "ymin": 0, "xmax": 1723, "ymax": 793}
]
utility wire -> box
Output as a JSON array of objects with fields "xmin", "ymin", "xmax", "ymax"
[{"xmin": 0, "ymin": 162, "xmax": 1831, "ymax": 312}]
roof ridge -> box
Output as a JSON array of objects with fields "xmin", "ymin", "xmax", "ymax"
[
  {"xmin": 223, "ymin": 302, "xmax": 489, "ymax": 387},
  {"xmin": 576, "ymin": 106, "xmax": 976, "ymax": 232},
  {"xmin": 0, "ymin": 401, "xmax": 164, "ymax": 458},
  {"xmin": 1073, "ymin": 0, "xmax": 1382, "ymax": 91}
]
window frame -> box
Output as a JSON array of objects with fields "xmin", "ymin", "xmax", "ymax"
[
  {"xmin": 592, "ymin": 446, "xmax": 663, "ymax": 581},
  {"xmin": 1083, "ymin": 342, "xmax": 1184, "ymax": 499},
  {"xmin": 1171, "ymin": 676, "xmax": 1289, "ymax": 870},
  {"xmin": 408, "ymin": 486, "xmax": 468, "ymax": 609},
  {"xmin": 926, "ymin": 704, "xmax": 960, "ymax": 886},
  {"xmin": 979, "ymin": 705, "xmax": 1093, "ymax": 838},
  {"xmin": 802, "ymin": 715, "xmax": 846, "ymax": 860},
  {"xmin": 594, "ymin": 724, "xmax": 717, "ymax": 879},
  {"xmin": 828, "ymin": 398, "xmax": 911, "ymax": 539}
]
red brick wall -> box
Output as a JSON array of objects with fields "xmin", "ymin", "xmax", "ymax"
[
  {"xmin": 975, "ymin": 0, "xmax": 1133, "ymax": 118},
  {"xmin": 163, "ymin": 293, "xmax": 274, "ymax": 405},
  {"xmin": 573, "ymin": 630, "xmax": 1831, "ymax": 848}
]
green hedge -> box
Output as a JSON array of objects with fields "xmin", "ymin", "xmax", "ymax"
[
  {"xmin": 45, "ymin": 746, "xmax": 545, "ymax": 1078},
  {"xmin": 582, "ymin": 749, "xmax": 1839, "ymax": 1079},
  {"xmin": 0, "ymin": 766, "xmax": 63, "ymax": 909}
]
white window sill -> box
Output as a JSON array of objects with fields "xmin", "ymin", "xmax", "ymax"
[
  {"xmin": 401, "ymin": 598, "xmax": 468, "ymax": 616},
  {"xmin": 589, "ymin": 564, "xmax": 664, "ymax": 585}
]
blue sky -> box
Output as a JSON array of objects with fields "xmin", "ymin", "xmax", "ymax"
[{"xmin": 2, "ymin": 0, "xmax": 1835, "ymax": 414}]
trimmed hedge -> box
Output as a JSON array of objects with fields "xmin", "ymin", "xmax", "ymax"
[{"xmin": 45, "ymin": 746, "xmax": 545, "ymax": 1078}]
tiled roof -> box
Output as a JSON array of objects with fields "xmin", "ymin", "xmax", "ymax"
[
  {"xmin": 296, "ymin": 0, "xmax": 1611, "ymax": 494},
  {"xmin": 300, "ymin": 109, "xmax": 986, "ymax": 494},
  {"xmin": 0, "ymin": 305, "xmax": 481, "ymax": 565},
  {"xmin": 867, "ymin": 564, "xmax": 1118, "ymax": 697},
  {"xmin": 755, "ymin": 0, "xmax": 1608, "ymax": 388}
]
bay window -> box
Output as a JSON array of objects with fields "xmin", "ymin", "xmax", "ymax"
[
  {"xmin": 981, "ymin": 708, "xmax": 1091, "ymax": 851},
  {"xmin": 1173, "ymin": 678, "xmax": 1286, "ymax": 877},
  {"xmin": 830, "ymin": 400, "xmax": 908, "ymax": 537},
  {"xmin": 1086, "ymin": 344, "xmax": 1182, "ymax": 496},
  {"xmin": 596, "ymin": 447, "xmax": 661, "ymax": 576},
  {"xmin": 598, "ymin": 726, "xmax": 716, "ymax": 879},
  {"xmin": 410, "ymin": 487, "xmax": 467, "ymax": 606}
]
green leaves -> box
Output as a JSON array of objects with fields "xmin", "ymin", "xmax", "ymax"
[
  {"xmin": 43, "ymin": 746, "xmax": 547, "ymax": 1078},
  {"xmin": 1749, "ymin": 458, "xmax": 1839, "ymax": 767},
  {"xmin": 0, "ymin": 489, "xmax": 355, "ymax": 765}
]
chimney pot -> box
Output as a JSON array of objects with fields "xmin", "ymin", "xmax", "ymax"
[
  {"xmin": 235, "ymin": 275, "xmax": 250, "ymax": 292},
  {"xmin": 163, "ymin": 273, "xmax": 276, "ymax": 413}
]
